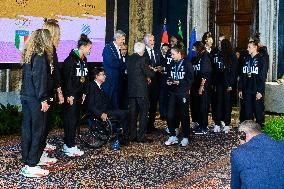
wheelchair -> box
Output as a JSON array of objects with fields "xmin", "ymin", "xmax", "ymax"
[{"xmin": 76, "ymin": 113, "xmax": 123, "ymax": 149}]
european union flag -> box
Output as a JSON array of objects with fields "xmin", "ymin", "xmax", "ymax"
[{"xmin": 187, "ymin": 28, "xmax": 197, "ymax": 62}]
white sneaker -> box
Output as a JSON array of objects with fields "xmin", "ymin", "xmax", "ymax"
[
  {"xmin": 20, "ymin": 165, "xmax": 49, "ymax": 178},
  {"xmin": 63, "ymin": 145, "xmax": 84, "ymax": 157},
  {"xmin": 213, "ymin": 125, "xmax": 221, "ymax": 133},
  {"xmin": 37, "ymin": 153, "xmax": 58, "ymax": 166},
  {"xmin": 165, "ymin": 136, "xmax": 178, "ymax": 146},
  {"xmin": 63, "ymin": 144, "xmax": 68, "ymax": 151},
  {"xmin": 223, "ymin": 126, "xmax": 231, "ymax": 134},
  {"xmin": 179, "ymin": 138, "xmax": 189, "ymax": 147},
  {"xmin": 44, "ymin": 143, "xmax": 56, "ymax": 151}
]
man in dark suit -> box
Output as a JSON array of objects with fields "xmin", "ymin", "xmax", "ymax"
[
  {"xmin": 119, "ymin": 43, "xmax": 128, "ymax": 110},
  {"xmin": 87, "ymin": 67, "xmax": 128, "ymax": 144},
  {"xmin": 231, "ymin": 120, "xmax": 284, "ymax": 189},
  {"xmin": 102, "ymin": 30, "xmax": 126, "ymax": 109},
  {"xmin": 143, "ymin": 34, "xmax": 162, "ymax": 133},
  {"xmin": 127, "ymin": 42, "xmax": 155, "ymax": 143}
]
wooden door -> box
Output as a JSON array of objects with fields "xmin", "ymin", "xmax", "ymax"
[{"xmin": 209, "ymin": 0, "xmax": 258, "ymax": 52}]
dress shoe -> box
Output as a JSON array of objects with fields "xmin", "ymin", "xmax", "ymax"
[
  {"xmin": 120, "ymin": 138, "xmax": 130, "ymax": 146},
  {"xmin": 146, "ymin": 127, "xmax": 159, "ymax": 134}
]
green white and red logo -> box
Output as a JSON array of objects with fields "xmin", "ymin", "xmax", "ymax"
[{"xmin": 15, "ymin": 30, "xmax": 29, "ymax": 50}]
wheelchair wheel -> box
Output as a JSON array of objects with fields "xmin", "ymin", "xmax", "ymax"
[{"xmin": 77, "ymin": 115, "xmax": 113, "ymax": 149}]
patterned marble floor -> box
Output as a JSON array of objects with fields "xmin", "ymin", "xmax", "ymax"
[{"xmin": 0, "ymin": 119, "xmax": 238, "ymax": 188}]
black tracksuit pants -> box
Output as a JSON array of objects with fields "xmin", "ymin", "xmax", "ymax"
[
  {"xmin": 211, "ymin": 87, "xmax": 217, "ymax": 123},
  {"xmin": 214, "ymin": 84, "xmax": 232, "ymax": 126},
  {"xmin": 190, "ymin": 90, "xmax": 199, "ymax": 123},
  {"xmin": 167, "ymin": 93, "xmax": 190, "ymax": 138},
  {"xmin": 243, "ymin": 92, "xmax": 265, "ymax": 127},
  {"xmin": 63, "ymin": 95, "xmax": 81, "ymax": 148},
  {"xmin": 21, "ymin": 98, "xmax": 47, "ymax": 167},
  {"xmin": 199, "ymin": 90, "xmax": 209, "ymax": 131},
  {"xmin": 239, "ymin": 98, "xmax": 246, "ymax": 123},
  {"xmin": 190, "ymin": 88, "xmax": 209, "ymax": 131},
  {"xmin": 129, "ymin": 97, "xmax": 149, "ymax": 141},
  {"xmin": 42, "ymin": 99, "xmax": 58, "ymax": 149}
]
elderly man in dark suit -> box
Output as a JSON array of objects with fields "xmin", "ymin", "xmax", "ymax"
[
  {"xmin": 102, "ymin": 30, "xmax": 126, "ymax": 109},
  {"xmin": 231, "ymin": 120, "xmax": 284, "ymax": 189},
  {"xmin": 143, "ymin": 34, "xmax": 162, "ymax": 133},
  {"xmin": 87, "ymin": 67, "xmax": 128, "ymax": 145},
  {"xmin": 127, "ymin": 42, "xmax": 155, "ymax": 143}
]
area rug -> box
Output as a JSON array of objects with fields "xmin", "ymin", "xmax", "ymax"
[{"xmin": 0, "ymin": 120, "xmax": 238, "ymax": 188}]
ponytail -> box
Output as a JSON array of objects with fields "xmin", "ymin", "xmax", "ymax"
[{"xmin": 78, "ymin": 34, "xmax": 92, "ymax": 48}]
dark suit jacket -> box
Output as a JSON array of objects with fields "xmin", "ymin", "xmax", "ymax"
[
  {"xmin": 143, "ymin": 48, "xmax": 161, "ymax": 67},
  {"xmin": 126, "ymin": 53, "xmax": 155, "ymax": 98},
  {"xmin": 87, "ymin": 80, "xmax": 113, "ymax": 118},
  {"xmin": 144, "ymin": 48, "xmax": 162, "ymax": 95},
  {"xmin": 231, "ymin": 134, "xmax": 284, "ymax": 189},
  {"xmin": 102, "ymin": 42, "xmax": 126, "ymax": 107}
]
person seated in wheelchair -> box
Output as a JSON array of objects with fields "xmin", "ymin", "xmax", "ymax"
[{"xmin": 87, "ymin": 67, "xmax": 129, "ymax": 145}]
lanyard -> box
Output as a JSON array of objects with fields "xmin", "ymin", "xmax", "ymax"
[
  {"xmin": 79, "ymin": 60, "xmax": 85, "ymax": 76},
  {"xmin": 248, "ymin": 57, "xmax": 255, "ymax": 73},
  {"xmin": 175, "ymin": 59, "xmax": 183, "ymax": 80}
]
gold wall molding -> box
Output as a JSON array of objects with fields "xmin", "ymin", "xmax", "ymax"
[{"xmin": 128, "ymin": 0, "xmax": 153, "ymax": 54}]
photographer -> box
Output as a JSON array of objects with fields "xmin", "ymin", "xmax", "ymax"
[{"xmin": 231, "ymin": 120, "xmax": 284, "ymax": 189}]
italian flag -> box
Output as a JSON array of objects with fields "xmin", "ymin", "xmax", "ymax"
[
  {"xmin": 178, "ymin": 20, "xmax": 183, "ymax": 40},
  {"xmin": 15, "ymin": 30, "xmax": 29, "ymax": 50}
]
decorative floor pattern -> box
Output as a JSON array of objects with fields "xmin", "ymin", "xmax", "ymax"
[{"xmin": 0, "ymin": 119, "xmax": 238, "ymax": 188}]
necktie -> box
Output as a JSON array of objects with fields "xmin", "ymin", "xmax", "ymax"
[{"xmin": 150, "ymin": 49, "xmax": 155, "ymax": 66}]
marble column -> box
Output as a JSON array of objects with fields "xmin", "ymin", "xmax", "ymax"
[
  {"xmin": 259, "ymin": 0, "xmax": 279, "ymax": 81},
  {"xmin": 128, "ymin": 0, "xmax": 153, "ymax": 54},
  {"xmin": 114, "ymin": 0, "xmax": 117, "ymax": 32},
  {"xmin": 188, "ymin": 0, "xmax": 209, "ymax": 41}
]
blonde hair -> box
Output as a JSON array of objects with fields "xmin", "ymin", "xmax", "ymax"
[
  {"xmin": 43, "ymin": 19, "xmax": 60, "ymax": 48},
  {"xmin": 21, "ymin": 29, "xmax": 53, "ymax": 66}
]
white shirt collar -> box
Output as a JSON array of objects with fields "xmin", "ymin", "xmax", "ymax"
[
  {"xmin": 146, "ymin": 46, "xmax": 153, "ymax": 53},
  {"xmin": 113, "ymin": 42, "xmax": 121, "ymax": 59},
  {"xmin": 146, "ymin": 46, "xmax": 156, "ymax": 63},
  {"xmin": 95, "ymin": 80, "xmax": 101, "ymax": 89}
]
